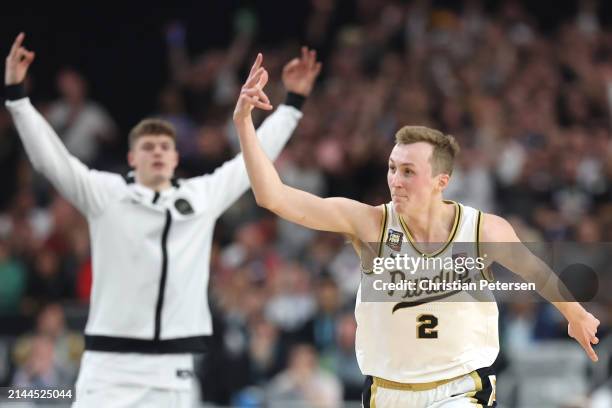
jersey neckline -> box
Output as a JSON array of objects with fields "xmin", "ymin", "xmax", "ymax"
[{"xmin": 397, "ymin": 200, "xmax": 462, "ymax": 258}]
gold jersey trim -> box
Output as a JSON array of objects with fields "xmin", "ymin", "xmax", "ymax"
[
  {"xmin": 370, "ymin": 382, "xmax": 378, "ymax": 408},
  {"xmin": 373, "ymin": 372, "xmax": 467, "ymax": 392},
  {"xmin": 377, "ymin": 204, "xmax": 388, "ymax": 258},
  {"xmin": 476, "ymin": 210, "xmax": 495, "ymax": 282},
  {"xmin": 467, "ymin": 371, "xmax": 485, "ymax": 407},
  {"xmin": 469, "ymin": 370, "xmax": 483, "ymax": 392},
  {"xmin": 398, "ymin": 200, "xmax": 462, "ymax": 258}
]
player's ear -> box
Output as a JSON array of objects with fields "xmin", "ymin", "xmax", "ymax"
[
  {"xmin": 437, "ymin": 173, "xmax": 450, "ymax": 191},
  {"xmin": 127, "ymin": 150, "xmax": 135, "ymax": 168}
]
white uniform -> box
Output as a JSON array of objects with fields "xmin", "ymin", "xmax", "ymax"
[
  {"xmin": 356, "ymin": 201, "xmax": 499, "ymax": 407},
  {"xmin": 5, "ymin": 97, "xmax": 303, "ymax": 407}
]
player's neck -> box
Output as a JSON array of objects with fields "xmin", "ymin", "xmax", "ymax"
[{"xmin": 400, "ymin": 199, "xmax": 455, "ymax": 243}]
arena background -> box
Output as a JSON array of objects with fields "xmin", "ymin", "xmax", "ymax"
[{"xmin": 1, "ymin": 0, "xmax": 612, "ymax": 407}]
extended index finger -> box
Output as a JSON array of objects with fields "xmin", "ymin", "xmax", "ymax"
[
  {"xmin": 308, "ymin": 49, "xmax": 317, "ymax": 70},
  {"xmin": 255, "ymin": 69, "xmax": 269, "ymax": 89},
  {"xmin": 581, "ymin": 337, "xmax": 599, "ymax": 362},
  {"xmin": 244, "ymin": 67, "xmax": 265, "ymax": 88},
  {"xmin": 248, "ymin": 53, "xmax": 263, "ymax": 77},
  {"xmin": 9, "ymin": 32, "xmax": 25, "ymax": 58}
]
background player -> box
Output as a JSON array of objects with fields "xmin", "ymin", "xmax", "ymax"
[{"xmin": 4, "ymin": 32, "xmax": 321, "ymax": 406}]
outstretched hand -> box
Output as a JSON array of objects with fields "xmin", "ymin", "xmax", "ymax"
[
  {"xmin": 233, "ymin": 53, "xmax": 273, "ymax": 122},
  {"xmin": 282, "ymin": 46, "xmax": 321, "ymax": 96},
  {"xmin": 5, "ymin": 33, "xmax": 35, "ymax": 85},
  {"xmin": 568, "ymin": 310, "xmax": 600, "ymax": 362}
]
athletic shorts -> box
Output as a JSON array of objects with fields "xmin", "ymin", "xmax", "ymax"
[
  {"xmin": 72, "ymin": 379, "xmax": 194, "ymax": 408},
  {"xmin": 362, "ymin": 366, "xmax": 496, "ymax": 408},
  {"xmin": 72, "ymin": 351, "xmax": 197, "ymax": 407}
]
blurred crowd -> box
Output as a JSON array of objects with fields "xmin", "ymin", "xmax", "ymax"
[{"xmin": 2, "ymin": 0, "xmax": 612, "ymax": 406}]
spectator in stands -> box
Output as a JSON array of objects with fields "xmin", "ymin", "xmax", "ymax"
[
  {"xmin": 11, "ymin": 333, "xmax": 72, "ymax": 388},
  {"xmin": 13, "ymin": 303, "xmax": 83, "ymax": 382},
  {"xmin": 46, "ymin": 68, "xmax": 117, "ymax": 166},
  {"xmin": 26, "ymin": 248, "xmax": 73, "ymax": 306},
  {"xmin": 266, "ymin": 343, "xmax": 342, "ymax": 408},
  {"xmin": 265, "ymin": 262, "xmax": 315, "ymax": 333},
  {"xmin": 247, "ymin": 317, "xmax": 285, "ymax": 385},
  {"xmin": 0, "ymin": 239, "xmax": 26, "ymax": 315},
  {"xmin": 321, "ymin": 313, "xmax": 363, "ymax": 400},
  {"xmin": 299, "ymin": 275, "xmax": 342, "ymax": 351}
]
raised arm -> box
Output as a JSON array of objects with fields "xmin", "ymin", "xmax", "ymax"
[
  {"xmin": 232, "ymin": 55, "xmax": 379, "ymax": 238},
  {"xmin": 4, "ymin": 33, "xmax": 119, "ymax": 216},
  {"xmin": 481, "ymin": 213, "xmax": 600, "ymax": 362},
  {"xmin": 196, "ymin": 48, "xmax": 321, "ymax": 219}
]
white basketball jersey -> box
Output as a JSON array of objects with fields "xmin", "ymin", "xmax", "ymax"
[{"xmin": 354, "ymin": 200, "xmax": 499, "ymax": 383}]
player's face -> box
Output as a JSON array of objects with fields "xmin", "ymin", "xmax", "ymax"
[
  {"xmin": 387, "ymin": 142, "xmax": 444, "ymax": 213},
  {"xmin": 128, "ymin": 135, "xmax": 179, "ymax": 189}
]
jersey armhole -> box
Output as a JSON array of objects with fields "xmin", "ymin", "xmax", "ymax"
[
  {"xmin": 476, "ymin": 210, "xmax": 495, "ymax": 282},
  {"xmin": 377, "ymin": 204, "xmax": 388, "ymax": 257}
]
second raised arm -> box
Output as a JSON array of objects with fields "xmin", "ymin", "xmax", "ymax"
[{"xmin": 232, "ymin": 53, "xmax": 378, "ymax": 237}]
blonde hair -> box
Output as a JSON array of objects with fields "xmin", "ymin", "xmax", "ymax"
[{"xmin": 394, "ymin": 126, "xmax": 460, "ymax": 175}]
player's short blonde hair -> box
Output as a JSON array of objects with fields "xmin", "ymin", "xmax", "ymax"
[
  {"xmin": 129, "ymin": 118, "xmax": 177, "ymax": 149},
  {"xmin": 394, "ymin": 126, "xmax": 460, "ymax": 176}
]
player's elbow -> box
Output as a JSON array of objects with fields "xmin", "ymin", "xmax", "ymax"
[
  {"xmin": 256, "ymin": 193, "xmax": 291, "ymax": 219},
  {"xmin": 254, "ymin": 193, "xmax": 270, "ymax": 209},
  {"xmin": 253, "ymin": 183, "xmax": 286, "ymax": 210},
  {"xmin": 254, "ymin": 190, "xmax": 276, "ymax": 210}
]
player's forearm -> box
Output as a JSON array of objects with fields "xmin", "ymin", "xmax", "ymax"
[
  {"xmin": 255, "ymin": 96, "xmax": 303, "ymax": 160},
  {"xmin": 553, "ymin": 301, "xmax": 589, "ymax": 324},
  {"xmin": 4, "ymin": 88, "xmax": 106, "ymax": 217},
  {"xmin": 502, "ymin": 249, "xmax": 598, "ymax": 329},
  {"xmin": 234, "ymin": 115, "xmax": 286, "ymax": 208},
  {"xmin": 505, "ymin": 250, "xmax": 576, "ymax": 305}
]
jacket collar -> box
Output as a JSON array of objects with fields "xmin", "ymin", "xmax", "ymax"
[
  {"xmin": 124, "ymin": 172, "xmax": 180, "ymax": 204},
  {"xmin": 124, "ymin": 171, "xmax": 180, "ymax": 187}
]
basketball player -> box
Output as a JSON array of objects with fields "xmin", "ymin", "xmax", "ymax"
[
  {"xmin": 232, "ymin": 59, "xmax": 600, "ymax": 407},
  {"xmin": 5, "ymin": 33, "xmax": 320, "ymax": 407}
]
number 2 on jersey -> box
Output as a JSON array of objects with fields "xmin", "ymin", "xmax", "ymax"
[{"xmin": 417, "ymin": 314, "xmax": 438, "ymax": 338}]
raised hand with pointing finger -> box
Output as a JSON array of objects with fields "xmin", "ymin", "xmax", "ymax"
[
  {"xmin": 234, "ymin": 53, "xmax": 273, "ymax": 122},
  {"xmin": 5, "ymin": 33, "xmax": 35, "ymax": 86},
  {"xmin": 234, "ymin": 53, "xmax": 272, "ymax": 120},
  {"xmin": 234, "ymin": 47, "xmax": 321, "ymax": 122},
  {"xmin": 282, "ymin": 46, "xmax": 321, "ymax": 97}
]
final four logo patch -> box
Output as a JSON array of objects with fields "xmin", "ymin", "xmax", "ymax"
[{"xmin": 386, "ymin": 229, "xmax": 403, "ymax": 251}]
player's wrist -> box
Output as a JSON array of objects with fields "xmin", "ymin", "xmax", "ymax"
[
  {"xmin": 233, "ymin": 111, "xmax": 252, "ymax": 124},
  {"xmin": 5, "ymin": 82, "xmax": 27, "ymax": 100},
  {"xmin": 554, "ymin": 301, "xmax": 585, "ymax": 322},
  {"xmin": 284, "ymin": 92, "xmax": 306, "ymax": 110}
]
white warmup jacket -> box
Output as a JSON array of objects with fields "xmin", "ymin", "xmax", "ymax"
[{"xmin": 6, "ymin": 97, "xmax": 303, "ymax": 355}]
